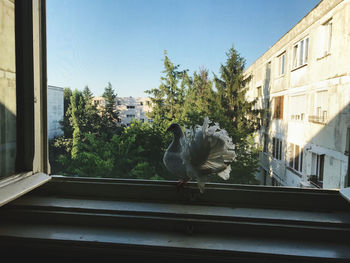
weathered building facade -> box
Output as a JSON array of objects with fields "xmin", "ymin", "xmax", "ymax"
[{"xmin": 245, "ymin": 0, "xmax": 350, "ymax": 189}]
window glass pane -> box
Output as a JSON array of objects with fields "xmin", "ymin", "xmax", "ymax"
[
  {"xmin": 46, "ymin": 1, "xmax": 346, "ymax": 191},
  {"xmin": 300, "ymin": 148, "xmax": 303, "ymax": 172},
  {"xmin": 0, "ymin": 0, "xmax": 16, "ymax": 179},
  {"xmin": 294, "ymin": 145, "xmax": 299, "ymax": 170},
  {"xmin": 299, "ymin": 39, "xmax": 304, "ymax": 65},
  {"xmin": 293, "ymin": 45, "xmax": 298, "ymax": 68},
  {"xmin": 305, "ymin": 37, "xmax": 309, "ymax": 62}
]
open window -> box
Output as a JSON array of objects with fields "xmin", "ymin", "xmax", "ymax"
[
  {"xmin": 292, "ymin": 36, "xmax": 309, "ymax": 69},
  {"xmin": 273, "ymin": 96, "xmax": 284, "ymax": 120},
  {"xmin": 0, "ymin": 0, "xmax": 50, "ymax": 206}
]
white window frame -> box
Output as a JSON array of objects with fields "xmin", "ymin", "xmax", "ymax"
[
  {"xmin": 292, "ymin": 36, "xmax": 309, "ymax": 69},
  {"xmin": 288, "ymin": 143, "xmax": 303, "ymax": 174},
  {"xmin": 322, "ymin": 19, "xmax": 332, "ymax": 56},
  {"xmin": 311, "ymin": 153, "xmax": 325, "ymax": 184},
  {"xmin": 277, "ymin": 52, "xmax": 286, "ymax": 76},
  {"xmin": 272, "ymin": 137, "xmax": 282, "ymax": 161}
]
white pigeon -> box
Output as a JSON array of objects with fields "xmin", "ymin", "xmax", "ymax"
[{"xmin": 163, "ymin": 117, "xmax": 235, "ymax": 193}]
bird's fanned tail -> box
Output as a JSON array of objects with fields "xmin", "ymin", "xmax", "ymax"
[
  {"xmin": 164, "ymin": 117, "xmax": 235, "ymax": 194},
  {"xmin": 184, "ymin": 117, "xmax": 235, "ymax": 183}
]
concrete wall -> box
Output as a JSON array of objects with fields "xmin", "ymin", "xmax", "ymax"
[
  {"xmin": 246, "ymin": 0, "xmax": 350, "ymax": 189},
  {"xmin": 0, "ymin": 0, "xmax": 16, "ymax": 178},
  {"xmin": 47, "ymin": 86, "xmax": 64, "ymax": 139}
]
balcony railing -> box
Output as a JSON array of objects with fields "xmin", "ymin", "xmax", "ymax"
[
  {"xmin": 308, "ymin": 115, "xmax": 327, "ymax": 125},
  {"xmin": 308, "ymin": 175, "xmax": 323, "ymax": 188}
]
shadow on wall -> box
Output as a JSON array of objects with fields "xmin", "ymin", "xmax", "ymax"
[
  {"xmin": 258, "ymin": 97, "xmax": 350, "ymax": 189},
  {"xmin": 0, "ymin": 102, "xmax": 16, "ymax": 179}
]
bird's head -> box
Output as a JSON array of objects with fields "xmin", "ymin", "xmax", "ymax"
[{"xmin": 166, "ymin": 123, "xmax": 183, "ymax": 137}]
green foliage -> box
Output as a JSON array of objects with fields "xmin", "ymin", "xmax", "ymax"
[
  {"xmin": 50, "ymin": 46, "xmax": 262, "ymax": 185},
  {"xmin": 145, "ymin": 51, "xmax": 191, "ymax": 127},
  {"xmin": 212, "ymin": 46, "xmax": 262, "ymax": 184},
  {"xmin": 182, "ymin": 68, "xmax": 218, "ymax": 127},
  {"xmin": 101, "ymin": 82, "xmax": 120, "ymax": 138},
  {"xmin": 60, "ymin": 88, "xmax": 73, "ymax": 138}
]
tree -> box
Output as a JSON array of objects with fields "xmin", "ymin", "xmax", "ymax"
[
  {"xmin": 101, "ymin": 82, "xmax": 120, "ymax": 137},
  {"xmin": 213, "ymin": 46, "xmax": 261, "ymax": 184},
  {"xmin": 60, "ymin": 88, "xmax": 73, "ymax": 138},
  {"xmin": 146, "ymin": 51, "xmax": 191, "ymax": 127},
  {"xmin": 70, "ymin": 89, "xmax": 84, "ymax": 159},
  {"xmin": 214, "ymin": 46, "xmax": 260, "ymax": 142},
  {"xmin": 182, "ymin": 68, "xmax": 217, "ymax": 127}
]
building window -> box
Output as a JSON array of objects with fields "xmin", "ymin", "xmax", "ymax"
[
  {"xmin": 288, "ymin": 143, "xmax": 303, "ymax": 174},
  {"xmin": 263, "ymin": 133, "xmax": 268, "ymax": 153},
  {"xmin": 140, "ymin": 102, "xmax": 143, "ymax": 106},
  {"xmin": 293, "ymin": 37, "xmax": 309, "ymax": 69},
  {"xmin": 309, "ymin": 90, "xmax": 328, "ymax": 124},
  {"xmin": 289, "ymin": 95, "xmax": 306, "ymax": 121},
  {"xmin": 322, "ymin": 19, "xmax": 332, "ymax": 56},
  {"xmin": 277, "ymin": 52, "xmax": 286, "ymax": 76},
  {"xmin": 310, "ymin": 153, "xmax": 325, "ymax": 188},
  {"xmin": 273, "ymin": 96, "xmax": 284, "ymax": 119},
  {"xmin": 127, "ymin": 105, "xmax": 135, "ymax": 109},
  {"xmin": 263, "ymin": 169, "xmax": 268, "ymax": 185},
  {"xmin": 126, "ymin": 114, "xmax": 135, "ymax": 118},
  {"xmin": 256, "ymin": 86, "xmax": 262, "ymax": 97},
  {"xmin": 272, "ymin": 137, "xmax": 282, "ymax": 160}
]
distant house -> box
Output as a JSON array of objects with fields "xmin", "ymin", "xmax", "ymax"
[
  {"xmin": 48, "ymin": 85, "xmax": 64, "ymax": 139},
  {"xmin": 92, "ymin": 96, "xmax": 107, "ymax": 110},
  {"xmin": 116, "ymin": 97, "xmax": 153, "ymax": 126},
  {"xmin": 91, "ymin": 96, "xmax": 153, "ymax": 126}
]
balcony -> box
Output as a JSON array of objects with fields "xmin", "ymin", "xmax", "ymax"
[{"xmin": 308, "ymin": 114, "xmax": 327, "ymax": 125}]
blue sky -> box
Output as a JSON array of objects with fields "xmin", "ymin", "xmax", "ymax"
[{"xmin": 47, "ymin": 0, "xmax": 320, "ymax": 97}]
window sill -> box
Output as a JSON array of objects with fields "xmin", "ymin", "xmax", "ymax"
[
  {"xmin": 291, "ymin": 63, "xmax": 308, "ymax": 72},
  {"xmin": 275, "ymin": 73, "xmax": 286, "ymax": 80},
  {"xmin": 0, "ymin": 172, "xmax": 51, "ymax": 207},
  {"xmin": 317, "ymin": 53, "xmax": 331, "ymax": 61},
  {"xmin": 0, "ymin": 176, "xmax": 350, "ymax": 261}
]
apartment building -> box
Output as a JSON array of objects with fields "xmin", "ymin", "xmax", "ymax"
[
  {"xmin": 245, "ymin": 0, "xmax": 350, "ymax": 189},
  {"xmin": 116, "ymin": 97, "xmax": 153, "ymax": 126},
  {"xmin": 92, "ymin": 96, "xmax": 153, "ymax": 126}
]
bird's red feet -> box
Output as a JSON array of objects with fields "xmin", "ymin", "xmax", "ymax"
[{"xmin": 176, "ymin": 179, "xmax": 188, "ymax": 191}]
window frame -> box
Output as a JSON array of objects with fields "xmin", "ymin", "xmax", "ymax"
[
  {"xmin": 272, "ymin": 137, "xmax": 282, "ymax": 161},
  {"xmin": 288, "ymin": 143, "xmax": 304, "ymax": 175},
  {"xmin": 292, "ymin": 36, "xmax": 309, "ymax": 69},
  {"xmin": 1, "ymin": 1, "xmax": 350, "ymax": 261},
  {"xmin": 0, "ymin": 0, "xmax": 50, "ymax": 207},
  {"xmin": 273, "ymin": 95, "xmax": 284, "ymax": 120},
  {"xmin": 277, "ymin": 51, "xmax": 286, "ymax": 76}
]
